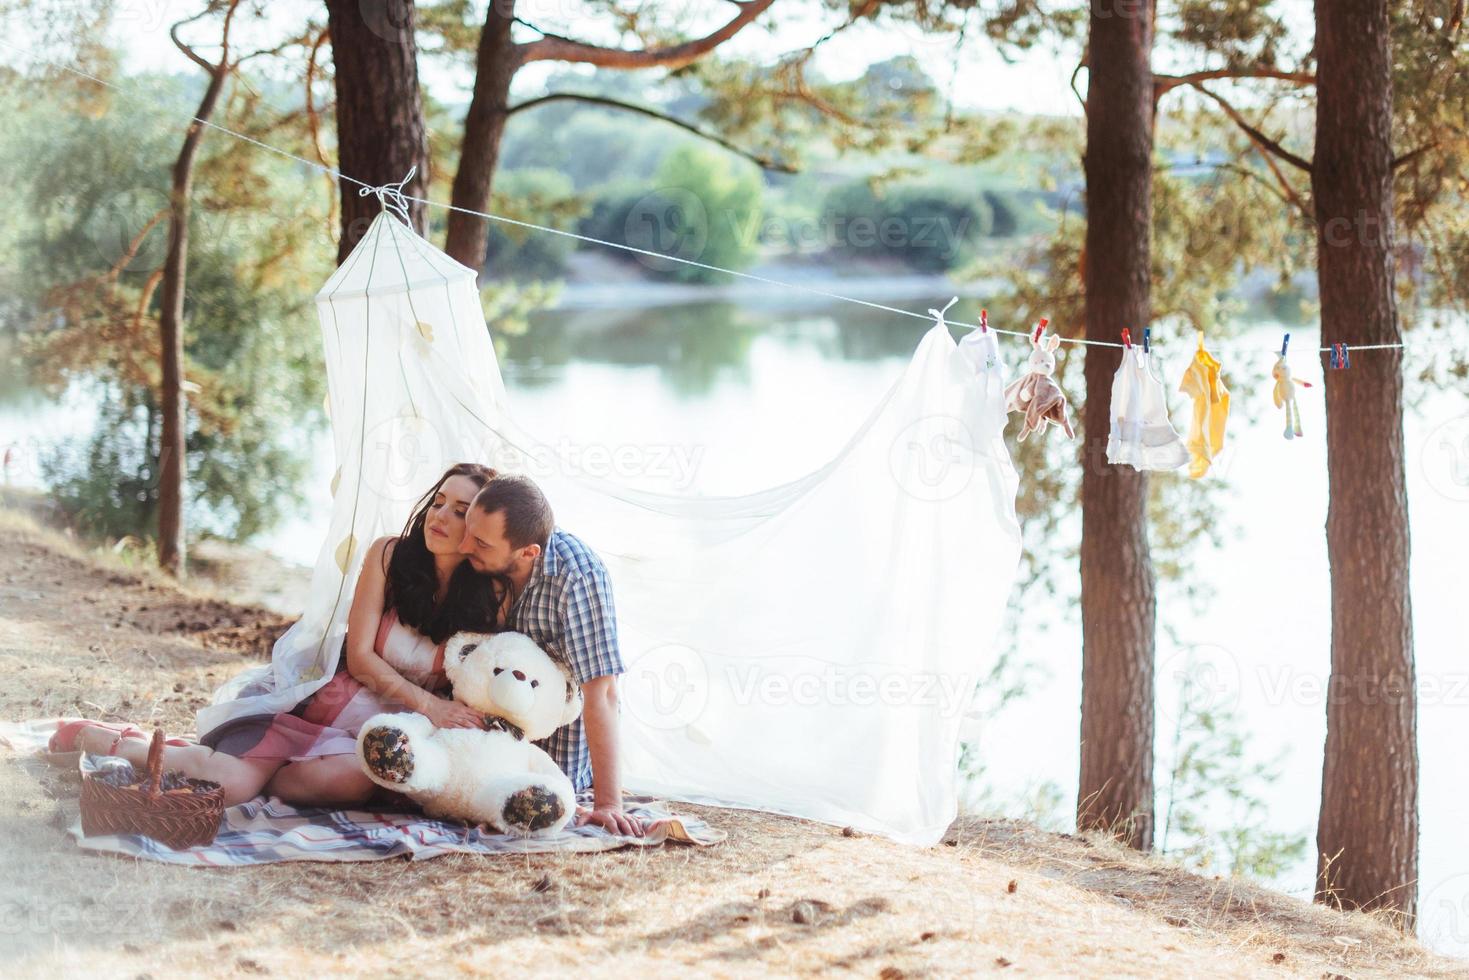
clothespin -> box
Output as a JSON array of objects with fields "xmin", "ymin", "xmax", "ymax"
[
  {"xmin": 1280, "ymin": 333, "xmax": 1291, "ymax": 358},
  {"xmin": 1329, "ymin": 343, "xmax": 1351, "ymax": 369},
  {"xmin": 980, "ymin": 308, "xmax": 988, "ymax": 334},
  {"xmin": 1121, "ymin": 328, "xmax": 1133, "ymax": 349},
  {"xmin": 1143, "ymin": 328, "xmax": 1151, "ymax": 354},
  {"xmin": 1033, "ymin": 319, "xmax": 1048, "ymax": 344}
]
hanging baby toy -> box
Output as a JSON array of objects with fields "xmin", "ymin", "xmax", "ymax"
[
  {"xmin": 1004, "ymin": 319, "xmax": 1075, "ymax": 441},
  {"xmin": 1271, "ymin": 333, "xmax": 1312, "ymax": 440},
  {"xmin": 1106, "ymin": 327, "xmax": 1189, "ymax": 471}
]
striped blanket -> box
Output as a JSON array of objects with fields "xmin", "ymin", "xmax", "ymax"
[{"xmin": 2, "ymin": 720, "xmax": 725, "ymax": 865}]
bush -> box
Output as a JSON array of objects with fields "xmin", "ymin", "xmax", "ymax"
[
  {"xmin": 484, "ymin": 169, "xmax": 581, "ymax": 280},
  {"xmin": 577, "ymin": 145, "xmax": 763, "ymax": 284},
  {"xmin": 821, "ymin": 178, "xmax": 992, "ymax": 272}
]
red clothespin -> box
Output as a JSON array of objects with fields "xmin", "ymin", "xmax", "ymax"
[
  {"xmin": 980, "ymin": 309, "xmax": 988, "ymax": 333},
  {"xmin": 1033, "ymin": 318, "xmax": 1048, "ymax": 344},
  {"xmin": 1329, "ymin": 343, "xmax": 1351, "ymax": 369},
  {"xmin": 1121, "ymin": 328, "xmax": 1132, "ymax": 349}
]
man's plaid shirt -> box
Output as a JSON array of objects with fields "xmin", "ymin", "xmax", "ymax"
[{"xmin": 507, "ymin": 528, "xmax": 624, "ymax": 793}]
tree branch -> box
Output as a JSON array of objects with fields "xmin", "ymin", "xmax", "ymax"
[
  {"xmin": 1391, "ymin": 141, "xmax": 1439, "ymax": 170},
  {"xmin": 234, "ymin": 30, "xmax": 314, "ymax": 66},
  {"xmin": 304, "ymin": 26, "xmax": 332, "ymax": 166},
  {"xmin": 1210, "ymin": 160, "xmax": 1295, "ymax": 211},
  {"xmin": 1189, "ymin": 81, "xmax": 1314, "ymax": 173},
  {"xmin": 1189, "ymin": 84, "xmax": 1312, "ymax": 218},
  {"xmin": 1154, "ymin": 67, "xmax": 1315, "ymax": 98},
  {"xmin": 518, "ymin": 0, "xmax": 775, "ymax": 69},
  {"xmin": 132, "ymin": 265, "xmax": 166, "ymax": 336},
  {"xmin": 507, "ymin": 92, "xmax": 796, "ymax": 172},
  {"xmin": 169, "ymin": 0, "xmax": 239, "ymax": 74}
]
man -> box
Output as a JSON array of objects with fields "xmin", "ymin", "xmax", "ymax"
[{"xmin": 458, "ymin": 473, "xmax": 644, "ymax": 837}]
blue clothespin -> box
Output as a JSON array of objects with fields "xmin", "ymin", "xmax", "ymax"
[
  {"xmin": 1329, "ymin": 343, "xmax": 1351, "ymax": 369},
  {"xmin": 1143, "ymin": 328, "xmax": 1151, "ymax": 354},
  {"xmin": 1280, "ymin": 333, "xmax": 1290, "ymax": 358}
]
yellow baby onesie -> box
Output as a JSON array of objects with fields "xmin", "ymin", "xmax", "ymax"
[{"xmin": 1177, "ymin": 334, "xmax": 1230, "ymax": 478}]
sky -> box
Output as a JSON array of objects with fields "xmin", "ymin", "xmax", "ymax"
[
  {"xmin": 0, "ymin": 0, "xmax": 1323, "ymax": 135},
  {"xmin": 85, "ymin": 0, "xmax": 1084, "ymax": 115}
]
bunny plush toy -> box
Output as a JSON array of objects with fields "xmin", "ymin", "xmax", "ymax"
[{"xmin": 1003, "ymin": 326, "xmax": 1076, "ymax": 441}]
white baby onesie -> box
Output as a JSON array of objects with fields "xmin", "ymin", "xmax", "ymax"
[{"xmin": 1106, "ymin": 346, "xmax": 1189, "ymax": 471}]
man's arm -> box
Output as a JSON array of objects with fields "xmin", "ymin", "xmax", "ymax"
[
  {"xmin": 560, "ymin": 565, "xmax": 644, "ymax": 836},
  {"xmin": 579, "ymin": 674, "xmax": 643, "ymax": 836}
]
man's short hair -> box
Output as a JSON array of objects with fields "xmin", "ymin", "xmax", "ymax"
[{"xmin": 471, "ymin": 474, "xmax": 554, "ymax": 549}]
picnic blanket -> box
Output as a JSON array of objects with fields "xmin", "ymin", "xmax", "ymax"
[{"xmin": 2, "ymin": 719, "xmax": 725, "ymax": 865}]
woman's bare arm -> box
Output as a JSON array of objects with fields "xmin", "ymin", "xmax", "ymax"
[
  {"xmin": 343, "ymin": 537, "xmax": 483, "ymax": 729},
  {"xmin": 343, "ymin": 537, "xmax": 436, "ymax": 714}
]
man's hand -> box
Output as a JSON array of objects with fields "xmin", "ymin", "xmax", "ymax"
[{"xmin": 575, "ymin": 803, "xmax": 645, "ymax": 837}]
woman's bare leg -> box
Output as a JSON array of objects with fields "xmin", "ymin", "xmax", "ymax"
[
  {"xmin": 75, "ymin": 724, "xmax": 280, "ymax": 805},
  {"xmin": 263, "ymin": 756, "xmax": 375, "ymax": 808}
]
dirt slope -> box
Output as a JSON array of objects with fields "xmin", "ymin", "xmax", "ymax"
[{"xmin": 0, "ymin": 510, "xmax": 1460, "ymax": 979}]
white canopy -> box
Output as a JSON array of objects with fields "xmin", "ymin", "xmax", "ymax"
[{"xmin": 201, "ymin": 209, "xmax": 1023, "ymax": 845}]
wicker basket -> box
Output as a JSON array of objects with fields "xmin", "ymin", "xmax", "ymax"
[{"xmin": 79, "ymin": 728, "xmax": 225, "ymax": 849}]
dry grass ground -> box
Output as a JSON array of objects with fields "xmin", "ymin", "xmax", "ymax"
[{"xmin": 0, "ymin": 509, "xmax": 1462, "ymax": 979}]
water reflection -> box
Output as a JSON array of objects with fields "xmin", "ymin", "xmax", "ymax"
[{"xmin": 499, "ymin": 300, "xmax": 939, "ymax": 397}]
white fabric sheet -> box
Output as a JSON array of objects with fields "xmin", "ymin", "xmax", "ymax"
[{"xmin": 199, "ymin": 211, "xmax": 1024, "ymax": 845}]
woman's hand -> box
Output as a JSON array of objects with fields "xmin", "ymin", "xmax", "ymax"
[{"xmin": 423, "ymin": 696, "xmax": 485, "ymax": 730}]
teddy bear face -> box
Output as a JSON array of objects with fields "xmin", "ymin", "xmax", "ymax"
[{"xmin": 443, "ymin": 632, "xmax": 583, "ymax": 740}]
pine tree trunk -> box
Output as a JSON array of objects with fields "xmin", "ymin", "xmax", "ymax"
[
  {"xmin": 1313, "ymin": 0, "xmax": 1418, "ymax": 923},
  {"xmin": 325, "ymin": 0, "xmax": 429, "ymax": 263},
  {"xmin": 1077, "ymin": 0, "xmax": 1156, "ymax": 851},
  {"xmin": 444, "ymin": 0, "xmax": 520, "ymax": 274}
]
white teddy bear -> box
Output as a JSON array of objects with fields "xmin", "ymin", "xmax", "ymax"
[{"xmin": 356, "ymin": 631, "xmax": 583, "ymax": 836}]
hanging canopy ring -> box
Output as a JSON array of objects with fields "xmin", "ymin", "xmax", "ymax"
[{"xmin": 359, "ymin": 165, "xmax": 417, "ymax": 223}]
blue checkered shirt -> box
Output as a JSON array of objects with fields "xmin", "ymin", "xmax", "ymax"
[{"xmin": 507, "ymin": 528, "xmax": 623, "ymax": 793}]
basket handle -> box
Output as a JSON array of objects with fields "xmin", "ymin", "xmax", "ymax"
[{"xmin": 145, "ymin": 727, "xmax": 166, "ymax": 798}]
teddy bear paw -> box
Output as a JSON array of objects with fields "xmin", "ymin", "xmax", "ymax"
[
  {"xmin": 502, "ymin": 785, "xmax": 565, "ymax": 833},
  {"xmin": 360, "ymin": 725, "xmax": 415, "ymax": 783}
]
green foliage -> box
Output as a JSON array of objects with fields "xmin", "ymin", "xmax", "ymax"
[
  {"xmin": 1391, "ymin": 6, "xmax": 1469, "ymax": 334},
  {"xmin": 6, "ymin": 72, "xmax": 329, "ymax": 545},
  {"xmin": 821, "ymin": 177, "xmax": 992, "ymax": 272},
  {"xmin": 484, "ymin": 168, "xmax": 585, "ymax": 280},
  {"xmin": 481, "ymin": 280, "xmax": 563, "ymax": 343},
  {"xmin": 1158, "ymin": 658, "xmax": 1309, "ymax": 879},
  {"xmin": 1164, "ymin": 0, "xmax": 1297, "ymax": 72},
  {"xmin": 575, "ymin": 145, "xmax": 763, "ymax": 284},
  {"xmin": 42, "ymin": 386, "xmax": 158, "ymax": 539},
  {"xmin": 499, "ymin": 95, "xmax": 674, "ymax": 192}
]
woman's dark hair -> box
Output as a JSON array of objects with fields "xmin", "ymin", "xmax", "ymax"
[{"xmin": 383, "ymin": 462, "xmax": 507, "ymax": 643}]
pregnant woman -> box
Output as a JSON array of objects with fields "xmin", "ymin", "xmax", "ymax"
[{"xmin": 52, "ymin": 462, "xmax": 509, "ymax": 807}]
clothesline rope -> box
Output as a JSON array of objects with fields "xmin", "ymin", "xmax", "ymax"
[{"xmin": 9, "ymin": 41, "xmax": 1463, "ymax": 359}]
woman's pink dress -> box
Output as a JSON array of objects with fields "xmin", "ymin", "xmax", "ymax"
[{"xmin": 201, "ymin": 609, "xmax": 447, "ymax": 762}]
